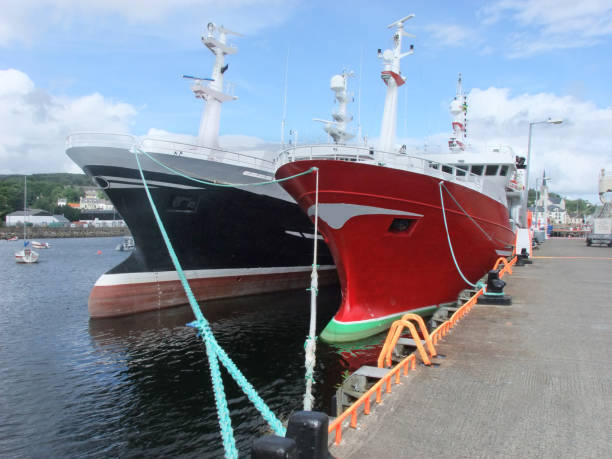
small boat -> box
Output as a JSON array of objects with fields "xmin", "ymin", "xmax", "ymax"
[
  {"xmin": 115, "ymin": 236, "xmax": 135, "ymax": 252},
  {"xmin": 15, "ymin": 177, "xmax": 39, "ymax": 264},
  {"xmin": 31, "ymin": 241, "xmax": 51, "ymax": 249},
  {"xmin": 7, "ymin": 235, "xmax": 18, "ymax": 241},
  {"xmin": 15, "ymin": 245, "xmax": 40, "ymax": 263}
]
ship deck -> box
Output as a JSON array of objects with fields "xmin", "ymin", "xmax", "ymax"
[{"xmin": 330, "ymin": 238, "xmax": 612, "ymax": 458}]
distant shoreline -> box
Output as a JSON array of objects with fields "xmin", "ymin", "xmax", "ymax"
[{"xmin": 1, "ymin": 227, "xmax": 130, "ymax": 239}]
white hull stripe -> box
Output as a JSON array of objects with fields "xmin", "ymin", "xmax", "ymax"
[
  {"xmin": 331, "ymin": 304, "xmax": 438, "ymax": 325},
  {"xmin": 95, "ymin": 265, "xmax": 336, "ymax": 287},
  {"xmin": 98, "ymin": 175, "xmax": 202, "ymax": 190},
  {"xmin": 308, "ymin": 203, "xmax": 422, "ymax": 229}
]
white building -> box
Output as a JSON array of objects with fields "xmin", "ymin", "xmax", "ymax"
[
  {"xmin": 5, "ymin": 209, "xmax": 70, "ymax": 227},
  {"xmin": 79, "ymin": 189, "xmax": 114, "ymax": 211},
  {"xmin": 530, "ymin": 171, "xmax": 568, "ymax": 226}
]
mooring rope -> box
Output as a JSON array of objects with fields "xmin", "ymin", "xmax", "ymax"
[
  {"xmin": 133, "ymin": 147, "xmax": 323, "ymax": 455},
  {"xmin": 137, "ymin": 148, "xmax": 315, "ymax": 187},
  {"xmin": 303, "ymin": 168, "xmax": 319, "ymax": 411},
  {"xmin": 134, "ymin": 149, "xmax": 291, "ymax": 458},
  {"xmin": 439, "ymin": 181, "xmax": 479, "ymax": 289}
]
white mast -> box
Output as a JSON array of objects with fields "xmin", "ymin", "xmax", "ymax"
[
  {"xmin": 313, "ymin": 70, "xmax": 355, "ymax": 144},
  {"xmin": 23, "ymin": 176, "xmax": 27, "ymax": 241},
  {"xmin": 188, "ymin": 23, "xmax": 242, "ymax": 150},
  {"xmin": 448, "ymin": 73, "xmax": 467, "ymax": 152},
  {"xmin": 378, "ymin": 14, "xmax": 415, "ymax": 153}
]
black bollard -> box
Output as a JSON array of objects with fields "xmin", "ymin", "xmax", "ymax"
[
  {"xmin": 286, "ymin": 411, "xmax": 335, "ymax": 459},
  {"xmin": 516, "ymin": 247, "xmax": 532, "ymax": 266},
  {"xmin": 477, "ymin": 270, "xmax": 512, "ymax": 305},
  {"xmin": 252, "ymin": 435, "xmax": 298, "ymax": 459}
]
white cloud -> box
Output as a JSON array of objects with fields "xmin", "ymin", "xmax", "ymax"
[
  {"xmin": 0, "ymin": 69, "xmax": 136, "ymax": 174},
  {"xmin": 463, "ymin": 87, "xmax": 612, "ymax": 199},
  {"xmin": 0, "ymin": 0, "xmax": 299, "ymax": 46},
  {"xmin": 481, "ymin": 0, "xmax": 612, "ymax": 57},
  {"xmin": 425, "ymin": 24, "xmax": 479, "ymax": 47}
]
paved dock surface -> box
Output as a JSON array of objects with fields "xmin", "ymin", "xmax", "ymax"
[{"xmin": 331, "ymin": 239, "xmax": 612, "ymax": 458}]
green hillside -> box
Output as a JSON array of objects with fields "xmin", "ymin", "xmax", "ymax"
[{"xmin": 0, "ymin": 173, "xmax": 92, "ymax": 221}]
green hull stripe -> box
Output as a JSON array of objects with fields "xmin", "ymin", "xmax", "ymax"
[{"xmin": 320, "ymin": 306, "xmax": 438, "ymax": 343}]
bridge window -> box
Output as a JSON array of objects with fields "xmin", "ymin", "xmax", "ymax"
[
  {"xmin": 470, "ymin": 165, "xmax": 484, "ymax": 176},
  {"xmin": 456, "ymin": 165, "xmax": 468, "ymax": 177},
  {"xmin": 485, "ymin": 165, "xmax": 499, "ymax": 176},
  {"xmin": 499, "ymin": 165, "xmax": 509, "ymax": 176},
  {"xmin": 442, "ymin": 165, "xmax": 453, "ymax": 174}
]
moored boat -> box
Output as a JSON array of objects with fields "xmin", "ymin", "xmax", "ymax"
[
  {"xmin": 275, "ymin": 15, "xmax": 521, "ymax": 342},
  {"xmin": 14, "ymin": 177, "xmax": 39, "ymax": 264},
  {"xmin": 66, "ymin": 23, "xmax": 335, "ymax": 318},
  {"xmin": 31, "ymin": 241, "xmax": 51, "ymax": 249}
]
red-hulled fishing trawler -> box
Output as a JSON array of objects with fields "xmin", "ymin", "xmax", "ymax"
[{"xmin": 275, "ymin": 15, "xmax": 524, "ymax": 342}]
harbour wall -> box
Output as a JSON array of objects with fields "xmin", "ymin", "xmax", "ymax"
[{"xmin": 1, "ymin": 227, "xmax": 130, "ymax": 239}]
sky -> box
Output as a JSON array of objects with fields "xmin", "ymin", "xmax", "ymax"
[{"xmin": 1, "ymin": 0, "xmax": 611, "ymax": 202}]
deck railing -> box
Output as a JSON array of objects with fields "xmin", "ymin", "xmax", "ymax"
[
  {"xmin": 276, "ymin": 144, "xmax": 485, "ymax": 191},
  {"xmin": 66, "ymin": 132, "xmax": 275, "ymax": 172}
]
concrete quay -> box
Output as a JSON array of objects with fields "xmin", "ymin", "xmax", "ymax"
[{"xmin": 331, "ymin": 239, "xmax": 612, "ymax": 458}]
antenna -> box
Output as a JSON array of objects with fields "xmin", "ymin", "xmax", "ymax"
[
  {"xmin": 358, "ymin": 46, "xmax": 363, "ymax": 143},
  {"xmin": 281, "ymin": 46, "xmax": 290, "ymax": 146},
  {"xmin": 182, "ymin": 75, "xmax": 214, "ymax": 82},
  {"xmin": 387, "ymin": 14, "xmax": 415, "ymax": 29},
  {"xmin": 218, "ymin": 26, "xmax": 244, "ymax": 37}
]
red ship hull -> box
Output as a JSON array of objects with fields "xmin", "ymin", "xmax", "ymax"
[{"xmin": 276, "ymin": 159, "xmax": 515, "ymax": 342}]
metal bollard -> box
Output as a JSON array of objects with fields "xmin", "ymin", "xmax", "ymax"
[
  {"xmin": 251, "ymin": 411, "xmax": 335, "ymax": 459},
  {"xmin": 251, "ymin": 435, "xmax": 298, "ymax": 459},
  {"xmin": 477, "ymin": 270, "xmax": 512, "ymax": 305},
  {"xmin": 286, "ymin": 411, "xmax": 335, "ymax": 459}
]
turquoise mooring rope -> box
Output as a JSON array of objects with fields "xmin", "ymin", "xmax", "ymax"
[
  {"xmin": 134, "ymin": 150, "xmax": 287, "ymax": 458},
  {"xmin": 439, "ymin": 181, "xmax": 505, "ymax": 296},
  {"xmin": 439, "ymin": 181, "xmax": 480, "ymax": 289},
  {"xmin": 138, "ymin": 148, "xmax": 316, "ymax": 188}
]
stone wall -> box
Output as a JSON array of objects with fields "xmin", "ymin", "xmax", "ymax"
[{"xmin": 1, "ymin": 227, "xmax": 130, "ymax": 239}]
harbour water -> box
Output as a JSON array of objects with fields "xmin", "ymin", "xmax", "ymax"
[{"xmin": 0, "ymin": 237, "xmax": 383, "ymax": 457}]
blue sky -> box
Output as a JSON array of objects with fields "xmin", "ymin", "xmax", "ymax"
[{"xmin": 1, "ymin": 0, "xmax": 611, "ymax": 202}]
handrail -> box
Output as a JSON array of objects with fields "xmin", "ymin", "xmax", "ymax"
[
  {"xmin": 275, "ymin": 144, "xmax": 485, "ymax": 191},
  {"xmin": 328, "ymin": 354, "xmax": 416, "ymax": 445},
  {"xmin": 65, "ymin": 131, "xmax": 275, "ymax": 172},
  {"xmin": 377, "ymin": 313, "xmax": 436, "ymax": 368},
  {"xmin": 377, "ymin": 319, "xmax": 431, "ymax": 367}
]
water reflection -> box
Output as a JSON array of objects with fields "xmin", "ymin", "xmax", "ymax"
[{"xmin": 86, "ymin": 286, "xmax": 388, "ymax": 456}]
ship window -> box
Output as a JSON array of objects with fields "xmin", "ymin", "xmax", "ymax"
[
  {"xmin": 442, "ymin": 165, "xmax": 453, "ymax": 174},
  {"xmin": 499, "ymin": 165, "xmax": 509, "ymax": 176},
  {"xmin": 485, "ymin": 165, "xmax": 499, "ymax": 176},
  {"xmin": 169, "ymin": 195, "xmax": 198, "ymax": 212},
  {"xmin": 471, "ymin": 165, "xmax": 484, "ymax": 175},
  {"xmin": 388, "ymin": 218, "xmax": 416, "ymax": 234},
  {"xmin": 456, "ymin": 165, "xmax": 468, "ymax": 177},
  {"xmin": 428, "ymin": 162, "xmax": 439, "ymax": 170}
]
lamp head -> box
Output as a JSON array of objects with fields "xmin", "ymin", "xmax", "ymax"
[{"xmin": 547, "ymin": 118, "xmax": 563, "ymax": 124}]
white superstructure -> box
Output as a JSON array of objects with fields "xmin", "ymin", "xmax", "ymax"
[
  {"xmin": 314, "ymin": 70, "xmax": 355, "ymax": 144},
  {"xmin": 188, "ymin": 22, "xmax": 242, "ymax": 150}
]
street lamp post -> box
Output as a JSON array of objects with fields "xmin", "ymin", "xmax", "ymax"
[{"xmin": 523, "ymin": 117, "xmax": 563, "ymax": 227}]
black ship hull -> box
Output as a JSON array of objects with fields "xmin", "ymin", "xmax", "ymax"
[{"xmin": 67, "ymin": 143, "xmax": 335, "ymax": 318}]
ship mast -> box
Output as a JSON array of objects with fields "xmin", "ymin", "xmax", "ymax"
[
  {"xmin": 448, "ymin": 73, "xmax": 467, "ymax": 152},
  {"xmin": 313, "ymin": 70, "xmax": 355, "ymax": 144},
  {"xmin": 188, "ymin": 23, "xmax": 242, "ymax": 149},
  {"xmin": 378, "ymin": 14, "xmax": 415, "ymax": 153}
]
